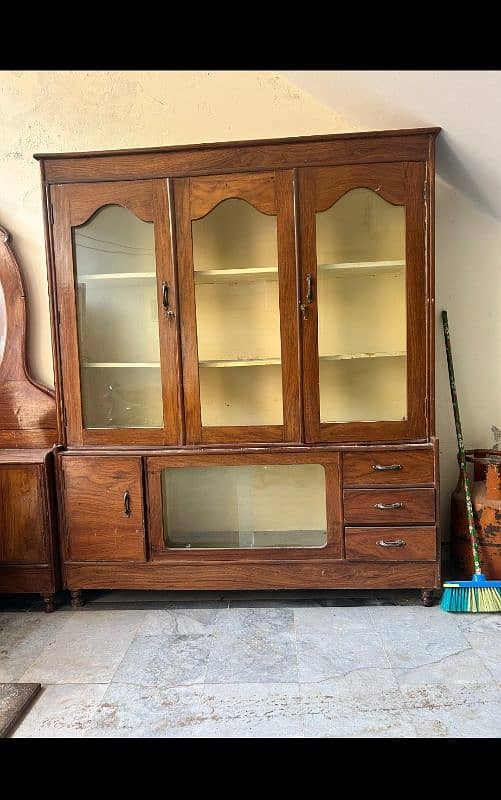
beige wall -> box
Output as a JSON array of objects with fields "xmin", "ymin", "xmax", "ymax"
[{"xmin": 0, "ymin": 70, "xmax": 351, "ymax": 387}]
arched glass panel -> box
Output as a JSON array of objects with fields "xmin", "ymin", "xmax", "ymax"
[
  {"xmin": 192, "ymin": 199, "xmax": 283, "ymax": 427},
  {"xmin": 316, "ymin": 189, "xmax": 406, "ymax": 423},
  {"xmin": 72, "ymin": 206, "xmax": 162, "ymax": 428}
]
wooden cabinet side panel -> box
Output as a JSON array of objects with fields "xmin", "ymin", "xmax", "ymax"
[{"xmin": 0, "ymin": 466, "xmax": 47, "ymax": 563}]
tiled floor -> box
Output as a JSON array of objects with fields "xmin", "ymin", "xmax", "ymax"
[{"xmin": 2, "ymin": 590, "xmax": 500, "ymax": 738}]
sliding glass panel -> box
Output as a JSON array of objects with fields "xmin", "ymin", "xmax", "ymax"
[
  {"xmin": 192, "ymin": 199, "xmax": 283, "ymax": 426},
  {"xmin": 73, "ymin": 206, "xmax": 163, "ymax": 428},
  {"xmin": 316, "ymin": 189, "xmax": 406, "ymax": 422},
  {"xmin": 162, "ymin": 464, "xmax": 327, "ymax": 549}
]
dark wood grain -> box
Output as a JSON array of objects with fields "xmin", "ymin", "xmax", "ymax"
[
  {"xmin": 0, "ymin": 466, "xmax": 46, "ymax": 562},
  {"xmin": 62, "ymin": 456, "xmax": 145, "ymax": 561},
  {"xmin": 190, "ymin": 172, "xmax": 276, "ymax": 219},
  {"xmin": 0, "ymin": 225, "xmax": 57, "ymax": 447},
  {"xmin": 343, "ymin": 488, "xmax": 436, "ymax": 524},
  {"xmin": 0, "ymin": 565, "xmax": 55, "ymax": 593},
  {"xmin": 345, "ymin": 527, "xmax": 436, "ymax": 560},
  {"xmin": 39, "ymin": 130, "xmax": 437, "ymax": 184},
  {"xmin": 343, "ymin": 449, "xmax": 435, "ymax": 486},
  {"xmin": 65, "ymin": 560, "xmax": 438, "ymax": 590}
]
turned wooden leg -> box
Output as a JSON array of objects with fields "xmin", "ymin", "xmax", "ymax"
[
  {"xmin": 420, "ymin": 589, "xmax": 434, "ymax": 607},
  {"xmin": 70, "ymin": 589, "xmax": 84, "ymax": 609},
  {"xmin": 41, "ymin": 593, "xmax": 56, "ymax": 613}
]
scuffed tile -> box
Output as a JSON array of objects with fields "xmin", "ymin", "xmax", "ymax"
[
  {"xmin": 304, "ymin": 708, "xmax": 417, "ymax": 738},
  {"xmin": 410, "ymin": 701, "xmax": 501, "ymax": 738},
  {"xmin": 0, "ymin": 611, "xmax": 68, "ymax": 682},
  {"xmin": 21, "ymin": 610, "xmax": 145, "ymax": 684},
  {"xmin": 395, "ymin": 648, "xmax": 498, "ymax": 709},
  {"xmin": 370, "ymin": 606, "xmax": 470, "ymax": 669},
  {"xmin": 295, "ymin": 609, "xmax": 386, "ymax": 682},
  {"xmin": 113, "ymin": 633, "xmax": 213, "ymax": 688},
  {"xmin": 12, "ymin": 684, "xmax": 109, "ymax": 738},
  {"xmin": 88, "ymin": 682, "xmax": 303, "ymax": 738},
  {"xmin": 141, "ymin": 608, "xmax": 221, "ymax": 636},
  {"xmin": 301, "ymin": 668, "xmax": 405, "ymax": 720},
  {"xmin": 206, "ymin": 609, "xmax": 297, "ymax": 684},
  {"xmin": 454, "ymin": 613, "xmax": 501, "ymax": 635}
]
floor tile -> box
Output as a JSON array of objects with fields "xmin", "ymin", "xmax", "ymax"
[
  {"xmin": 12, "ymin": 684, "xmax": 109, "ymax": 738},
  {"xmin": 461, "ymin": 631, "xmax": 501, "ymax": 681},
  {"xmin": 300, "ymin": 668, "xmax": 405, "ymax": 719},
  {"xmin": 0, "ymin": 612, "xmax": 68, "ymax": 682},
  {"xmin": 206, "ymin": 609, "xmax": 297, "ymax": 684},
  {"xmin": 88, "ymin": 682, "xmax": 303, "ymax": 738},
  {"xmin": 394, "ymin": 648, "xmax": 499, "ymax": 709},
  {"xmin": 295, "ymin": 607, "xmax": 387, "ymax": 682},
  {"xmin": 141, "ymin": 608, "xmax": 221, "ymax": 636},
  {"xmin": 20, "ymin": 611, "xmax": 145, "ymax": 684},
  {"xmin": 113, "ymin": 633, "xmax": 213, "ymax": 688},
  {"xmin": 370, "ymin": 606, "xmax": 470, "ymax": 669},
  {"xmin": 409, "ymin": 701, "xmax": 501, "ymax": 738}
]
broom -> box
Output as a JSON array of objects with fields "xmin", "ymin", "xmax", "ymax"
[{"xmin": 441, "ymin": 310, "xmax": 501, "ymax": 612}]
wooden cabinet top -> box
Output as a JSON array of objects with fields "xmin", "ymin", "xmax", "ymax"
[{"xmin": 35, "ymin": 127, "xmax": 441, "ymax": 184}]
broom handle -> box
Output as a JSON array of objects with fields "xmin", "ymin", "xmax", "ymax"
[{"xmin": 442, "ymin": 310, "xmax": 482, "ymax": 575}]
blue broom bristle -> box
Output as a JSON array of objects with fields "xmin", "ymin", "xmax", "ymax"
[{"xmin": 441, "ymin": 574, "xmax": 501, "ymax": 613}]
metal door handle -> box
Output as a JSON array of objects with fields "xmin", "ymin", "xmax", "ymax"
[
  {"xmin": 372, "ymin": 463, "xmax": 403, "ymax": 472},
  {"xmin": 123, "ymin": 490, "xmax": 131, "ymax": 517},
  {"xmin": 377, "ymin": 539, "xmax": 406, "ymax": 547},
  {"xmin": 300, "ymin": 273, "xmax": 314, "ymax": 319},
  {"xmin": 162, "ymin": 282, "xmax": 175, "ymax": 319},
  {"xmin": 374, "ymin": 502, "xmax": 405, "ymax": 510}
]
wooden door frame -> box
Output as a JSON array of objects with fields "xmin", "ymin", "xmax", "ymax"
[
  {"xmin": 174, "ymin": 170, "xmax": 301, "ymax": 445},
  {"xmin": 51, "ymin": 179, "xmax": 183, "ymax": 447},
  {"xmin": 146, "ymin": 450, "xmax": 342, "ymax": 562},
  {"xmin": 299, "ymin": 161, "xmax": 428, "ymax": 444}
]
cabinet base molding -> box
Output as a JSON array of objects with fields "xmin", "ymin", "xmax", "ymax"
[
  {"xmin": 65, "ymin": 561, "xmax": 439, "ymax": 591},
  {"xmin": 0, "ymin": 565, "xmax": 56, "ymax": 594}
]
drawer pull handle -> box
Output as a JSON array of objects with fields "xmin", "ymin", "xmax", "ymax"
[
  {"xmin": 374, "ymin": 502, "xmax": 405, "ymax": 510},
  {"xmin": 372, "ymin": 463, "xmax": 402, "ymax": 472},
  {"xmin": 377, "ymin": 538, "xmax": 406, "ymax": 548},
  {"xmin": 123, "ymin": 490, "xmax": 131, "ymax": 517}
]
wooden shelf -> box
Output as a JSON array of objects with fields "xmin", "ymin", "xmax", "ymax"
[
  {"xmin": 83, "ymin": 362, "xmax": 161, "ymax": 368},
  {"xmin": 199, "ymin": 352, "xmax": 405, "ymax": 368},
  {"xmin": 318, "ymin": 260, "xmax": 405, "ymax": 277}
]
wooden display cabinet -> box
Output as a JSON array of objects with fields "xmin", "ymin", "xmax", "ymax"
[
  {"xmin": 38, "ymin": 127, "xmax": 440, "ymax": 606},
  {"xmin": 0, "ymin": 226, "xmax": 61, "ymax": 611}
]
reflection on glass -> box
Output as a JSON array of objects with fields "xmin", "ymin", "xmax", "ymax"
[
  {"xmin": 192, "ymin": 199, "xmax": 283, "ymax": 427},
  {"xmin": 73, "ymin": 206, "xmax": 163, "ymax": 428},
  {"xmin": 162, "ymin": 464, "xmax": 327, "ymax": 549},
  {"xmin": 316, "ymin": 189, "xmax": 407, "ymax": 422}
]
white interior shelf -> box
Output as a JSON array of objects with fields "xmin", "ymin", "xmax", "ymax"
[
  {"xmin": 199, "ymin": 352, "xmax": 405, "ymax": 368},
  {"xmin": 83, "ymin": 362, "xmax": 161, "ymax": 368},
  {"xmin": 193, "ymin": 260, "xmax": 405, "ymax": 284},
  {"xmin": 78, "ymin": 272, "xmax": 157, "ymax": 285}
]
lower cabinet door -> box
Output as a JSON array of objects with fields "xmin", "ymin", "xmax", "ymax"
[
  {"xmin": 62, "ymin": 456, "xmax": 146, "ymax": 561},
  {"xmin": 0, "ymin": 465, "xmax": 47, "ymax": 563},
  {"xmin": 147, "ymin": 453, "xmax": 342, "ymax": 561}
]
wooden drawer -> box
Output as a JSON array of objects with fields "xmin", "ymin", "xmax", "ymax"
[
  {"xmin": 345, "ymin": 527, "xmax": 436, "ymax": 560},
  {"xmin": 62, "ymin": 456, "xmax": 146, "ymax": 562},
  {"xmin": 343, "ymin": 488, "xmax": 435, "ymax": 524},
  {"xmin": 343, "ymin": 450, "xmax": 434, "ymax": 487}
]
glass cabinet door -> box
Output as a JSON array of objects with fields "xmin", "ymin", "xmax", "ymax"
[
  {"xmin": 175, "ymin": 171, "xmax": 300, "ymax": 444},
  {"xmin": 299, "ymin": 162, "xmax": 428, "ymax": 443},
  {"xmin": 52, "ymin": 180, "xmax": 182, "ymax": 446}
]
